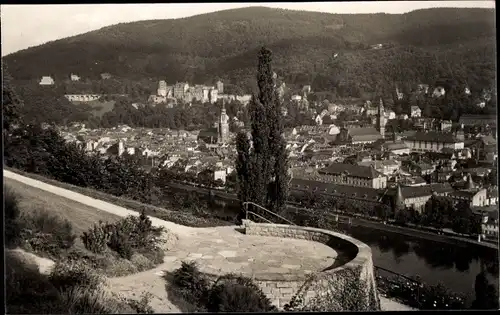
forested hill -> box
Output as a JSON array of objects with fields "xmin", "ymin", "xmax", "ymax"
[{"xmin": 3, "ymin": 6, "xmax": 496, "ymax": 94}]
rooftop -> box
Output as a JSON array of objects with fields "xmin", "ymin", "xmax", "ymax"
[{"xmin": 319, "ymin": 162, "xmax": 383, "ymax": 179}]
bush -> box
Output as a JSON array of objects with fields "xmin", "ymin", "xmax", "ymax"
[
  {"xmin": 123, "ymin": 293, "xmax": 155, "ymax": 314},
  {"xmin": 81, "ymin": 221, "xmax": 111, "ymax": 254},
  {"xmin": 19, "ymin": 209, "xmax": 76, "ymax": 256},
  {"xmin": 81, "ymin": 211, "xmax": 164, "ymax": 260},
  {"xmin": 5, "ymin": 250, "xmax": 125, "ymax": 314},
  {"xmin": 49, "ymin": 261, "xmax": 103, "ymax": 292},
  {"xmin": 206, "ymin": 274, "xmax": 277, "ymax": 312},
  {"xmin": 5, "ymin": 251, "xmax": 61, "ymax": 314},
  {"xmin": 171, "ymin": 261, "xmax": 210, "ymax": 306},
  {"xmin": 57, "ymin": 287, "xmax": 121, "ymax": 314},
  {"xmin": 5, "ymin": 187, "xmax": 22, "ymax": 248}
]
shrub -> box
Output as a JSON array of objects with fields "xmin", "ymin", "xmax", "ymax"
[
  {"xmin": 5, "ymin": 186, "xmax": 22, "ymax": 248},
  {"xmin": 81, "ymin": 221, "xmax": 111, "ymax": 254},
  {"xmin": 107, "ymin": 223, "xmax": 135, "ymax": 259},
  {"xmin": 130, "ymin": 253, "xmax": 155, "ymax": 272},
  {"xmin": 57, "ymin": 287, "xmax": 121, "ymax": 314},
  {"xmin": 171, "ymin": 261, "xmax": 210, "ymax": 306},
  {"xmin": 123, "ymin": 293, "xmax": 155, "ymax": 314},
  {"xmin": 206, "ymin": 274, "xmax": 277, "ymax": 312},
  {"xmin": 103, "ymin": 257, "xmax": 139, "ymax": 277},
  {"xmin": 49, "ymin": 261, "xmax": 103, "ymax": 292},
  {"xmin": 81, "ymin": 211, "xmax": 163, "ymax": 260},
  {"xmin": 138, "ymin": 247, "xmax": 165, "ymax": 265},
  {"xmin": 19, "ymin": 208, "xmax": 76, "ymax": 256}
]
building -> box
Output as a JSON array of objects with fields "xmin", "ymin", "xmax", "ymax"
[
  {"xmin": 380, "ymin": 141, "xmax": 410, "ymax": 155},
  {"xmin": 449, "ymin": 175, "xmax": 488, "ymax": 207},
  {"xmin": 410, "ymin": 106, "xmax": 422, "ymax": 118},
  {"xmin": 216, "ymin": 80, "xmax": 224, "ymax": 94},
  {"xmin": 209, "ymin": 88, "xmax": 218, "ymax": 103},
  {"xmin": 440, "ymin": 120, "xmax": 453, "ymax": 132},
  {"xmin": 197, "ymin": 101, "xmax": 229, "ymax": 144},
  {"xmin": 376, "ymin": 98, "xmax": 386, "ymax": 138},
  {"xmin": 403, "ymin": 131, "xmax": 464, "ymax": 153},
  {"xmin": 218, "ymin": 101, "xmax": 229, "ymax": 143},
  {"xmin": 39, "ymin": 76, "xmax": 55, "ymax": 85},
  {"xmin": 432, "ymin": 86, "xmax": 446, "ymax": 98},
  {"xmin": 65, "ymin": 94, "xmax": 102, "ymax": 102},
  {"xmin": 70, "ymin": 74, "xmax": 81, "ymax": 81},
  {"xmin": 100, "ymin": 73, "xmax": 112, "ymax": 80},
  {"xmin": 459, "ymin": 115, "xmax": 497, "ymax": 127},
  {"xmin": 337, "ymin": 127, "xmax": 384, "ymax": 144},
  {"xmin": 174, "ymin": 82, "xmax": 189, "ymax": 99},
  {"xmin": 236, "ymin": 95, "xmax": 252, "ymax": 106},
  {"xmin": 358, "ymin": 160, "xmax": 400, "ymax": 177},
  {"xmin": 157, "ymin": 80, "xmax": 167, "ymax": 97},
  {"xmin": 290, "ymin": 178, "xmax": 384, "ymax": 204},
  {"xmin": 317, "ymin": 163, "xmax": 387, "ymax": 189},
  {"xmin": 302, "ymin": 85, "xmax": 312, "ymax": 94},
  {"xmin": 391, "ymin": 183, "xmax": 454, "ymax": 212}
]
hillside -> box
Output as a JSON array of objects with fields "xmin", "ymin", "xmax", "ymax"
[{"xmin": 3, "ymin": 6, "xmax": 495, "ymax": 95}]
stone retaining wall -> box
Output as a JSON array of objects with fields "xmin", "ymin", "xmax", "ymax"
[{"xmin": 237, "ymin": 220, "xmax": 380, "ymax": 311}]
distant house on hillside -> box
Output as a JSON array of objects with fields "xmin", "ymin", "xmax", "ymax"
[
  {"xmin": 65, "ymin": 94, "xmax": 102, "ymax": 102},
  {"xmin": 39, "ymin": 76, "xmax": 55, "ymax": 85},
  {"xmin": 410, "ymin": 106, "xmax": 422, "ymax": 118},
  {"xmin": 70, "ymin": 74, "xmax": 81, "ymax": 81},
  {"xmin": 432, "ymin": 86, "xmax": 446, "ymax": 98},
  {"xmin": 100, "ymin": 73, "xmax": 112, "ymax": 80}
]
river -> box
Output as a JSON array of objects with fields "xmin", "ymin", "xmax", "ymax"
[
  {"xmin": 340, "ymin": 223, "xmax": 499, "ymax": 304},
  {"xmin": 171, "ymin": 187, "xmax": 499, "ymax": 305}
]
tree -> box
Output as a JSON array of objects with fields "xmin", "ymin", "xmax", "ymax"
[
  {"xmin": 395, "ymin": 207, "xmax": 411, "ymax": 226},
  {"xmin": 472, "ymin": 270, "xmax": 499, "ymax": 309},
  {"xmin": 422, "ymin": 196, "xmax": 454, "ymax": 230},
  {"xmin": 451, "ymin": 200, "xmax": 474, "ymax": 235},
  {"xmin": 236, "ymin": 47, "xmax": 290, "ymax": 214},
  {"xmin": 3, "ymin": 67, "xmax": 23, "ymax": 133}
]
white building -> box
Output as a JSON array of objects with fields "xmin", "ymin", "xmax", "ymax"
[
  {"xmin": 65, "ymin": 94, "xmax": 102, "ymax": 102},
  {"xmin": 410, "ymin": 106, "xmax": 422, "ymax": 118},
  {"xmin": 70, "ymin": 74, "xmax": 81, "ymax": 81},
  {"xmin": 39, "ymin": 76, "xmax": 55, "ymax": 85}
]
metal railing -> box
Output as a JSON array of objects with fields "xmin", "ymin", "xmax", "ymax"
[{"xmin": 243, "ymin": 201, "xmax": 297, "ymax": 226}]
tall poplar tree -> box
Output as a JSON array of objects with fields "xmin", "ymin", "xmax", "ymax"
[{"xmin": 236, "ymin": 47, "xmax": 290, "ymax": 214}]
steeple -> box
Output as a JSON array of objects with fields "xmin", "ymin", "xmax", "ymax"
[
  {"xmin": 218, "ymin": 99, "xmax": 229, "ymax": 144},
  {"xmin": 394, "ymin": 184, "xmax": 404, "ymax": 209},
  {"xmin": 377, "ymin": 97, "xmax": 386, "ymax": 138},
  {"xmin": 465, "ymin": 173, "xmax": 476, "ymax": 190}
]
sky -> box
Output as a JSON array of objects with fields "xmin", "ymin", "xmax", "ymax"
[{"xmin": 1, "ymin": 1, "xmax": 495, "ymax": 56}]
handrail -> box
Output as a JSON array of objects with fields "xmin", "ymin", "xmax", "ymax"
[
  {"xmin": 246, "ymin": 211, "xmax": 274, "ymax": 224},
  {"xmin": 243, "ymin": 201, "xmax": 297, "ymax": 226},
  {"xmin": 374, "ymin": 265, "xmax": 420, "ymax": 284}
]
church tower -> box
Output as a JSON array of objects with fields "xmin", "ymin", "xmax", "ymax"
[
  {"xmin": 219, "ymin": 100, "xmax": 229, "ymax": 144},
  {"xmin": 377, "ymin": 98, "xmax": 386, "ymax": 138}
]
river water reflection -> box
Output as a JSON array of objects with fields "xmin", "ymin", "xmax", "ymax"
[{"xmin": 341, "ymin": 224, "xmax": 499, "ymax": 303}]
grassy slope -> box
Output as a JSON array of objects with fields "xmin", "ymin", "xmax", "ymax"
[
  {"xmin": 4, "ymin": 167, "xmax": 232, "ymax": 228},
  {"xmin": 5, "ymin": 178, "xmax": 121, "ymax": 236}
]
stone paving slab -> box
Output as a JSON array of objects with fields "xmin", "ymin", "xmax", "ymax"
[{"xmin": 166, "ymin": 226, "xmax": 338, "ymax": 277}]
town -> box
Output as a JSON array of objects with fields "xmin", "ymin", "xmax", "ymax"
[{"xmin": 45, "ymin": 73, "xmax": 498, "ymax": 243}]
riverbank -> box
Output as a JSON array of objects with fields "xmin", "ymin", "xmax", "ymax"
[{"xmin": 167, "ymin": 182, "xmax": 498, "ymax": 251}]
